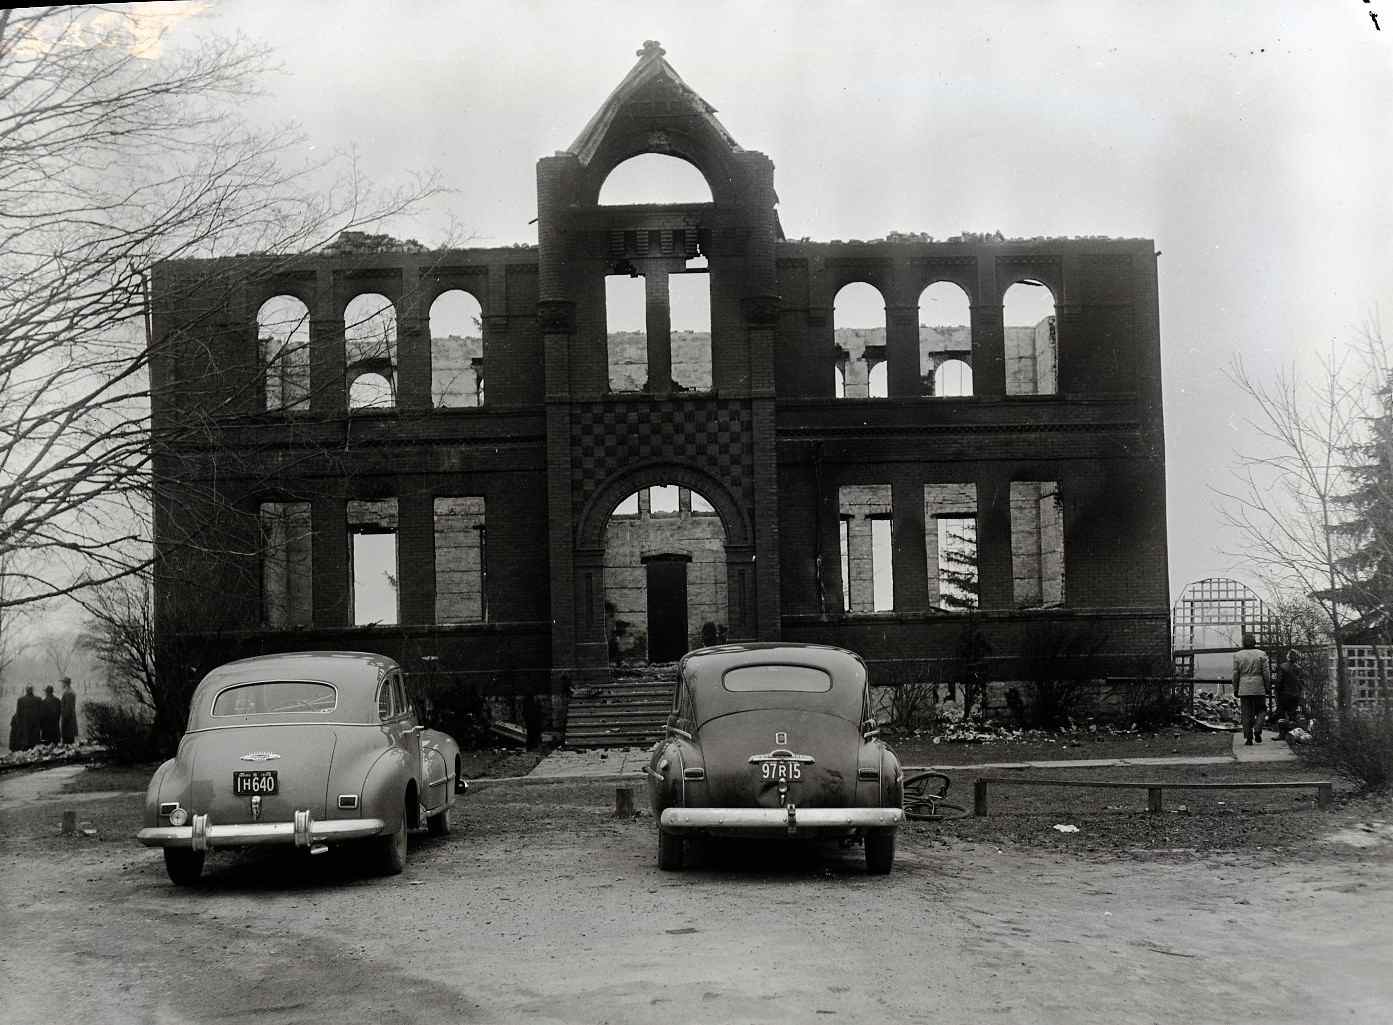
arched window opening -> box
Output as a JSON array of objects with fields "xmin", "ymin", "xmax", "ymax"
[
  {"xmin": 606, "ymin": 273, "xmax": 647, "ymax": 392},
  {"xmin": 918, "ymin": 282, "xmax": 972, "ymax": 396},
  {"xmin": 349, "ymin": 372, "xmax": 394, "ymax": 410},
  {"xmin": 1004, "ymin": 280, "xmax": 1057, "ymax": 396},
  {"xmin": 598, "ymin": 154, "xmax": 714, "ymax": 206},
  {"xmin": 344, "ymin": 293, "xmax": 397, "ymax": 408},
  {"xmin": 430, "ymin": 289, "xmax": 484, "ymax": 407},
  {"xmin": 833, "ymin": 282, "xmax": 886, "ymax": 399},
  {"xmin": 257, "ymin": 295, "xmax": 311, "ymax": 412},
  {"xmin": 670, "ymin": 268, "xmax": 711, "ymax": 392},
  {"xmin": 602, "ymin": 481, "xmax": 728, "ymax": 663},
  {"xmin": 933, "ymin": 359, "xmax": 973, "ymax": 397}
]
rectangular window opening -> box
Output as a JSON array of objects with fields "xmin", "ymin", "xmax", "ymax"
[
  {"xmin": 924, "ymin": 484, "xmax": 978, "ymax": 612},
  {"xmin": 870, "ymin": 517, "xmax": 894, "ymax": 612},
  {"xmin": 260, "ymin": 502, "xmax": 313, "ymax": 628},
  {"xmin": 649, "ymin": 485, "xmax": 680, "ymax": 516},
  {"xmin": 606, "ymin": 274, "xmax": 647, "ymax": 392},
  {"xmin": 348, "ymin": 499, "xmax": 399, "ymax": 626},
  {"xmin": 1010, "ymin": 481, "xmax": 1064, "ymax": 607},
  {"xmin": 435, "ymin": 497, "xmax": 486, "ymax": 623},
  {"xmin": 838, "ymin": 485, "xmax": 893, "ymax": 613},
  {"xmin": 669, "ymin": 270, "xmax": 711, "ymax": 392}
]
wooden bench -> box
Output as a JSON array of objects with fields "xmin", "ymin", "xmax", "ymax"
[{"xmin": 971, "ymin": 776, "xmax": 1334, "ymax": 816}]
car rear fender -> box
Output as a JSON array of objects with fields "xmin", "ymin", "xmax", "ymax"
[
  {"xmin": 647, "ymin": 736, "xmax": 708, "ymax": 813},
  {"xmin": 143, "ymin": 757, "xmax": 178, "ymax": 827},
  {"xmin": 360, "ymin": 747, "xmax": 415, "ymax": 828}
]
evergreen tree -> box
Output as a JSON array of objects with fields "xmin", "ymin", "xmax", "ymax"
[{"xmin": 1332, "ymin": 370, "xmax": 1393, "ymax": 641}]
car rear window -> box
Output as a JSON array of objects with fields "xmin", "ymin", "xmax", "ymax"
[
  {"xmin": 211, "ymin": 682, "xmax": 337, "ymax": 716},
  {"xmin": 722, "ymin": 665, "xmax": 833, "ymax": 693}
]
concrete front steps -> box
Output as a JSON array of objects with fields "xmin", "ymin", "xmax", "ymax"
[{"xmin": 564, "ymin": 663, "xmax": 676, "ymax": 748}]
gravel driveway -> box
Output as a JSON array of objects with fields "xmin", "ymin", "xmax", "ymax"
[{"xmin": 1, "ymin": 769, "xmax": 1390, "ymax": 1024}]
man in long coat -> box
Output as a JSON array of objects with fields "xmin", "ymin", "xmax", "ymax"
[
  {"xmin": 38, "ymin": 685, "xmax": 62, "ymax": 745},
  {"xmin": 15, "ymin": 686, "xmax": 41, "ymax": 750},
  {"xmin": 59, "ymin": 677, "xmax": 78, "ymax": 745}
]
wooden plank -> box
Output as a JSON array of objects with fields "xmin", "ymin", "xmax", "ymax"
[{"xmin": 974, "ymin": 776, "xmax": 1332, "ymax": 791}]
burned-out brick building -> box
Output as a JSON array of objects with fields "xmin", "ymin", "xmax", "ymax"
[{"xmin": 150, "ymin": 43, "xmax": 1170, "ymax": 729}]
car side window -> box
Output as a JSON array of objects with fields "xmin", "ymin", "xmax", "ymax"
[
  {"xmin": 392, "ymin": 675, "xmax": 410, "ymax": 723},
  {"xmin": 377, "ymin": 678, "xmax": 395, "ymax": 720}
]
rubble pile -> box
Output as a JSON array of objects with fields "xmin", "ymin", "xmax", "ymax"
[
  {"xmin": 0, "ymin": 741, "xmax": 106, "ymax": 771},
  {"xmin": 1192, "ymin": 691, "xmax": 1241, "ymax": 724}
]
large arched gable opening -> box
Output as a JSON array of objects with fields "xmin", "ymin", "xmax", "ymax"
[{"xmin": 598, "ymin": 153, "xmax": 715, "ymax": 205}]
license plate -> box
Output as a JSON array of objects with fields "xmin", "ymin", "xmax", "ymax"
[
  {"xmin": 233, "ymin": 770, "xmax": 278, "ymax": 796},
  {"xmin": 759, "ymin": 760, "xmax": 801, "ymax": 781}
]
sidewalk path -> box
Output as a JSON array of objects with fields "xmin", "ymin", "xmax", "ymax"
[
  {"xmin": 522, "ymin": 736, "xmax": 1299, "ymax": 781},
  {"xmin": 1232, "ymin": 729, "xmax": 1298, "ymax": 763}
]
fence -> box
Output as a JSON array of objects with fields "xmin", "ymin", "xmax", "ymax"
[{"xmin": 1335, "ymin": 646, "xmax": 1393, "ymax": 709}]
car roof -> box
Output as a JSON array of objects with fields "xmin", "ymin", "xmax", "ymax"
[
  {"xmin": 187, "ymin": 651, "xmax": 400, "ymax": 729},
  {"xmin": 679, "ymin": 643, "xmax": 867, "ymax": 722}
]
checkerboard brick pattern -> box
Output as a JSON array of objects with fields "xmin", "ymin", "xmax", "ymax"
[{"xmin": 570, "ymin": 399, "xmax": 754, "ymax": 511}]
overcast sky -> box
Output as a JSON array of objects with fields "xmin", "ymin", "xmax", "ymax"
[{"xmin": 175, "ymin": 0, "xmax": 1393, "ymax": 603}]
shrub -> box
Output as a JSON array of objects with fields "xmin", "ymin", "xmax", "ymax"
[
  {"xmin": 83, "ymin": 702, "xmax": 161, "ymax": 764},
  {"xmin": 1018, "ymin": 623, "xmax": 1109, "ymax": 730},
  {"xmin": 1299, "ymin": 709, "xmax": 1393, "ymax": 791},
  {"xmin": 1116, "ymin": 678, "xmax": 1190, "ymax": 730},
  {"xmin": 886, "ymin": 679, "xmax": 939, "ymax": 731}
]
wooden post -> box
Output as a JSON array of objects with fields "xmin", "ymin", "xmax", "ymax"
[
  {"xmin": 1147, "ymin": 787, "xmax": 1163, "ymax": 814},
  {"xmin": 1317, "ymin": 782, "xmax": 1333, "ymax": 809},
  {"xmin": 61, "ymin": 810, "xmax": 76, "ymax": 836},
  {"xmin": 973, "ymin": 779, "xmax": 989, "ymax": 817},
  {"xmin": 613, "ymin": 787, "xmax": 635, "ymax": 818}
]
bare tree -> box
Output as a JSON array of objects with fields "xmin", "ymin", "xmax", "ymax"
[
  {"xmin": 1218, "ymin": 337, "xmax": 1381, "ymax": 708},
  {"xmin": 41, "ymin": 631, "xmax": 74, "ymax": 679},
  {"xmin": 0, "ymin": 6, "xmax": 440, "ymax": 609}
]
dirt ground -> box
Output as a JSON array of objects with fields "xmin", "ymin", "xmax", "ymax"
[{"xmin": 1, "ymin": 767, "xmax": 1391, "ymax": 1025}]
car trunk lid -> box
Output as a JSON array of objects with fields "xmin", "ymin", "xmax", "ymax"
[
  {"xmin": 189, "ymin": 725, "xmax": 336, "ymax": 823},
  {"xmin": 698, "ymin": 709, "xmax": 859, "ymax": 809}
]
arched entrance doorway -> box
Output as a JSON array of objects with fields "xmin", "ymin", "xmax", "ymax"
[{"xmin": 602, "ymin": 483, "xmax": 728, "ymax": 665}]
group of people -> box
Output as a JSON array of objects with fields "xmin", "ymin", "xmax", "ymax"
[
  {"xmin": 1232, "ymin": 634, "xmax": 1304, "ymax": 744},
  {"xmin": 7, "ymin": 678, "xmax": 78, "ymax": 751}
]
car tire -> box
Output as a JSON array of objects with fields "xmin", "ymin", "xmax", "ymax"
[
  {"xmin": 427, "ymin": 806, "xmax": 451, "ymax": 837},
  {"xmin": 164, "ymin": 848, "xmax": 205, "ymax": 886},
  {"xmin": 865, "ymin": 828, "xmax": 896, "ymax": 875},
  {"xmin": 657, "ymin": 828, "xmax": 684, "ymax": 871},
  {"xmin": 378, "ymin": 812, "xmax": 408, "ymax": 875}
]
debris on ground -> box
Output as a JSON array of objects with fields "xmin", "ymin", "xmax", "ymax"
[
  {"xmin": 1053, "ymin": 824, "xmax": 1080, "ymax": 833},
  {"xmin": 0, "ymin": 741, "xmax": 107, "ymax": 772}
]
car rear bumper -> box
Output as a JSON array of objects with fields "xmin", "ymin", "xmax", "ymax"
[
  {"xmin": 660, "ymin": 806, "xmax": 903, "ymax": 835},
  {"xmin": 137, "ymin": 811, "xmax": 386, "ymax": 850}
]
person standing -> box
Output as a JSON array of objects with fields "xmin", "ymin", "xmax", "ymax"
[
  {"xmin": 59, "ymin": 678, "xmax": 78, "ymax": 745},
  {"xmin": 16, "ymin": 686, "xmax": 41, "ymax": 750},
  {"xmin": 38, "ymin": 685, "xmax": 62, "ymax": 745},
  {"xmin": 1274, "ymin": 651, "xmax": 1303, "ymax": 739},
  {"xmin": 1232, "ymin": 633, "xmax": 1271, "ymax": 746}
]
